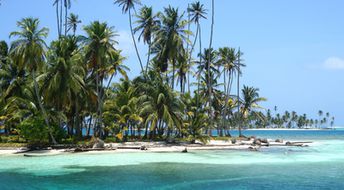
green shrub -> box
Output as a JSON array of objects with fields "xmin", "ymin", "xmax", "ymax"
[
  {"xmin": 104, "ymin": 137, "xmax": 116, "ymax": 143},
  {"xmin": 19, "ymin": 116, "xmax": 66, "ymax": 145}
]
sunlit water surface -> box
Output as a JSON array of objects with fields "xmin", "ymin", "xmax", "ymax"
[{"xmin": 1, "ymin": 130, "xmax": 344, "ymax": 190}]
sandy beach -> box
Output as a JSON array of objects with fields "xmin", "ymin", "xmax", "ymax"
[{"xmin": 0, "ymin": 139, "xmax": 312, "ymax": 156}]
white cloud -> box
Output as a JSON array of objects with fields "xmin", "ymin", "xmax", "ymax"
[
  {"xmin": 115, "ymin": 30, "xmax": 134, "ymax": 56},
  {"xmin": 323, "ymin": 57, "xmax": 344, "ymax": 70}
]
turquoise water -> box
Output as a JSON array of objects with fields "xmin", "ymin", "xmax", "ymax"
[{"xmin": 1, "ymin": 130, "xmax": 344, "ymax": 189}]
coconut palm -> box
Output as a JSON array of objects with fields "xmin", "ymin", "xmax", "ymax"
[
  {"xmin": 217, "ymin": 47, "xmax": 237, "ymax": 95},
  {"xmin": 114, "ymin": 0, "xmax": 144, "ymax": 73},
  {"xmin": 188, "ymin": 1, "xmax": 207, "ymax": 104},
  {"xmin": 217, "ymin": 47, "xmax": 238, "ymax": 131},
  {"xmin": 67, "ymin": 13, "xmax": 81, "ymax": 36},
  {"xmin": 236, "ymin": 48, "xmax": 244, "ymax": 136},
  {"xmin": 154, "ymin": 6, "xmax": 190, "ymax": 89},
  {"xmin": 196, "ymin": 48, "xmax": 220, "ymax": 135},
  {"xmin": 240, "ymin": 86, "xmax": 266, "ymax": 136},
  {"xmin": 63, "ymin": 0, "xmax": 72, "ymax": 36},
  {"xmin": 207, "ymin": 0, "xmax": 215, "ymax": 128},
  {"xmin": 318, "ymin": 110, "xmax": 323, "ymax": 128},
  {"xmin": 40, "ymin": 35, "xmax": 85, "ymax": 137},
  {"xmin": 103, "ymin": 79, "xmax": 142, "ymax": 139},
  {"xmin": 138, "ymin": 71, "xmax": 184, "ymax": 139},
  {"xmin": 9, "ymin": 17, "xmax": 57, "ymax": 144},
  {"xmin": 134, "ymin": 6, "xmax": 159, "ymax": 74},
  {"xmin": 330, "ymin": 116, "xmax": 335, "ymax": 129},
  {"xmin": 83, "ymin": 21, "xmax": 118, "ymax": 138},
  {"xmin": 53, "ymin": 0, "xmax": 61, "ymax": 37},
  {"xmin": 175, "ymin": 50, "xmax": 189, "ymax": 93}
]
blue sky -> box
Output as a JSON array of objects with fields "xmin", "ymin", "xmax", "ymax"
[{"xmin": 0, "ymin": 0, "xmax": 343, "ymax": 125}]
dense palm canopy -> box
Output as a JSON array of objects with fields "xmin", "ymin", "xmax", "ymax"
[{"xmin": 0, "ymin": 2, "xmax": 332, "ymax": 146}]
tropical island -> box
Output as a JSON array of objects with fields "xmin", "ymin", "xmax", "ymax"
[
  {"xmin": 1, "ymin": 1, "xmax": 344, "ymax": 190},
  {"xmin": 0, "ymin": 0, "xmax": 336, "ymax": 152}
]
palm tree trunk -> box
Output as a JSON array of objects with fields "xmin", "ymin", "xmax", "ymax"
[
  {"xmin": 207, "ymin": 0, "xmax": 215, "ymax": 134},
  {"xmin": 95, "ymin": 66, "xmax": 101, "ymax": 138},
  {"xmin": 87, "ymin": 115, "xmax": 92, "ymax": 137},
  {"xmin": 145, "ymin": 42, "xmax": 151, "ymax": 74},
  {"xmin": 99, "ymin": 79, "xmax": 104, "ymax": 138},
  {"xmin": 59, "ymin": 0, "xmax": 63, "ymax": 36},
  {"xmin": 129, "ymin": 9, "xmax": 144, "ymax": 73},
  {"xmin": 196, "ymin": 25, "xmax": 202, "ymax": 109},
  {"xmin": 64, "ymin": 0, "xmax": 68, "ymax": 36},
  {"xmin": 180, "ymin": 76, "xmax": 183, "ymax": 93},
  {"xmin": 186, "ymin": 4, "xmax": 191, "ymax": 93},
  {"xmin": 55, "ymin": 0, "xmax": 60, "ymax": 37},
  {"xmin": 221, "ymin": 69, "xmax": 227, "ymax": 135},
  {"xmin": 189, "ymin": 23, "xmax": 199, "ymax": 65},
  {"xmin": 75, "ymin": 101, "xmax": 82, "ymax": 139},
  {"xmin": 172, "ymin": 59, "xmax": 175, "ymax": 90},
  {"xmin": 32, "ymin": 71, "xmax": 57, "ymax": 144},
  {"xmin": 237, "ymin": 53, "xmax": 242, "ymax": 137}
]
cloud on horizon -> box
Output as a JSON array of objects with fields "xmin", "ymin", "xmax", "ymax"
[{"xmin": 323, "ymin": 57, "xmax": 344, "ymax": 70}]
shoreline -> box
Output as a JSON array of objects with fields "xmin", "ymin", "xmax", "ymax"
[
  {"xmin": 0, "ymin": 139, "xmax": 313, "ymax": 156},
  {"xmin": 244, "ymin": 128, "xmax": 332, "ymax": 131}
]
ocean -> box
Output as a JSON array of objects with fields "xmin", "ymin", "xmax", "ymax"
[{"xmin": 0, "ymin": 129, "xmax": 343, "ymax": 190}]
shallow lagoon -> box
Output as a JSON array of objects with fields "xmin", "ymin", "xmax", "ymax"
[{"xmin": 1, "ymin": 130, "xmax": 344, "ymax": 190}]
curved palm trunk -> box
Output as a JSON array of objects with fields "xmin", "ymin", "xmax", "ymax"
[
  {"xmin": 145, "ymin": 42, "xmax": 151, "ymax": 74},
  {"xmin": 95, "ymin": 65, "xmax": 102, "ymax": 138},
  {"xmin": 87, "ymin": 115, "xmax": 92, "ymax": 137},
  {"xmin": 221, "ymin": 69, "xmax": 227, "ymax": 136},
  {"xmin": 186, "ymin": 3, "xmax": 191, "ymax": 93},
  {"xmin": 59, "ymin": 0, "xmax": 63, "ymax": 36},
  {"xmin": 237, "ymin": 54, "xmax": 242, "ymax": 137},
  {"xmin": 129, "ymin": 9, "xmax": 144, "ymax": 73},
  {"xmin": 64, "ymin": 1, "xmax": 68, "ymax": 36},
  {"xmin": 172, "ymin": 59, "xmax": 175, "ymax": 90},
  {"xmin": 207, "ymin": 0, "xmax": 215, "ymax": 135},
  {"xmin": 196, "ymin": 25, "xmax": 202, "ymax": 110},
  {"xmin": 32, "ymin": 71, "xmax": 57, "ymax": 144},
  {"xmin": 55, "ymin": 0, "xmax": 60, "ymax": 37}
]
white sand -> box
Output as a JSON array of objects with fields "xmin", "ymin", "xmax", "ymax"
[
  {"xmin": 246, "ymin": 128, "xmax": 329, "ymax": 131},
  {"xmin": 0, "ymin": 139, "xmax": 313, "ymax": 156}
]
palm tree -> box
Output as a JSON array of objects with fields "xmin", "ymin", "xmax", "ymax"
[
  {"xmin": 63, "ymin": 0, "xmax": 72, "ymax": 36},
  {"xmin": 206, "ymin": 0, "xmax": 215, "ymax": 129},
  {"xmin": 325, "ymin": 112, "xmax": 330, "ymax": 127},
  {"xmin": 318, "ymin": 110, "xmax": 323, "ymax": 128},
  {"xmin": 41, "ymin": 35, "xmax": 85, "ymax": 137},
  {"xmin": 187, "ymin": 1, "xmax": 207, "ymax": 94},
  {"xmin": 217, "ymin": 47, "xmax": 237, "ymax": 95},
  {"xmin": 114, "ymin": 0, "xmax": 144, "ymax": 73},
  {"xmin": 154, "ymin": 6, "xmax": 190, "ymax": 90},
  {"xmin": 240, "ymin": 86, "xmax": 266, "ymax": 136},
  {"xmin": 134, "ymin": 6, "xmax": 159, "ymax": 74},
  {"xmin": 331, "ymin": 116, "xmax": 335, "ymax": 129},
  {"xmin": 196, "ymin": 48, "xmax": 219, "ymax": 135},
  {"xmin": 175, "ymin": 51, "xmax": 189, "ymax": 93},
  {"xmin": 53, "ymin": 0, "xmax": 61, "ymax": 37},
  {"xmin": 67, "ymin": 13, "xmax": 81, "ymax": 36},
  {"xmin": 9, "ymin": 17, "xmax": 57, "ymax": 144},
  {"xmin": 83, "ymin": 21, "xmax": 118, "ymax": 138},
  {"xmin": 217, "ymin": 47, "xmax": 239, "ymax": 132},
  {"xmin": 236, "ymin": 48, "xmax": 244, "ymax": 136},
  {"xmin": 137, "ymin": 71, "xmax": 184, "ymax": 139},
  {"xmin": 104, "ymin": 79, "xmax": 141, "ymax": 139}
]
